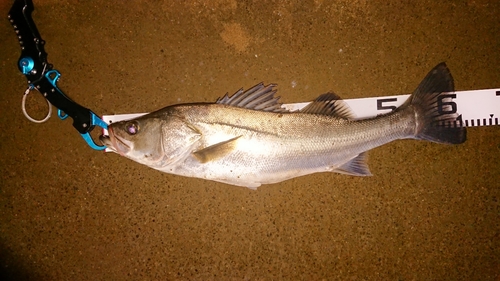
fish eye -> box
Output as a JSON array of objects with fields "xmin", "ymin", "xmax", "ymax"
[{"xmin": 126, "ymin": 122, "xmax": 139, "ymax": 135}]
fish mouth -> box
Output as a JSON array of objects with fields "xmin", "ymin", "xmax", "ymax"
[
  {"xmin": 99, "ymin": 127, "xmax": 130, "ymax": 156},
  {"xmin": 99, "ymin": 134, "xmax": 112, "ymax": 147}
]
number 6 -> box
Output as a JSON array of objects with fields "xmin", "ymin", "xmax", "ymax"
[{"xmin": 437, "ymin": 94, "xmax": 457, "ymax": 114}]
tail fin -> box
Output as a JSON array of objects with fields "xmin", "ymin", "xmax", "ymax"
[{"xmin": 406, "ymin": 62, "xmax": 466, "ymax": 144}]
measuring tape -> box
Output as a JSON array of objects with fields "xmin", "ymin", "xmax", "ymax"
[
  {"xmin": 284, "ymin": 88, "xmax": 500, "ymax": 127},
  {"xmin": 102, "ymin": 88, "xmax": 500, "ymax": 152}
]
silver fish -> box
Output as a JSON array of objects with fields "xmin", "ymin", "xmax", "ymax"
[{"xmin": 100, "ymin": 63, "xmax": 466, "ymax": 189}]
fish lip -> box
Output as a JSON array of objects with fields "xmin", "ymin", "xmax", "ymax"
[
  {"xmin": 100, "ymin": 127, "xmax": 130, "ymax": 156},
  {"xmin": 99, "ymin": 134, "xmax": 113, "ymax": 148}
]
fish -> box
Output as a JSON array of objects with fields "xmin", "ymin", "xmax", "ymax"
[{"xmin": 100, "ymin": 62, "xmax": 466, "ymax": 189}]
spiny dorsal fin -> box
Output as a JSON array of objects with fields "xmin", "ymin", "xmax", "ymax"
[
  {"xmin": 300, "ymin": 92, "xmax": 355, "ymax": 119},
  {"xmin": 192, "ymin": 136, "xmax": 241, "ymax": 163},
  {"xmin": 216, "ymin": 83, "xmax": 288, "ymax": 113}
]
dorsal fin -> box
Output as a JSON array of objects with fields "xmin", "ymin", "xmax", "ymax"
[
  {"xmin": 216, "ymin": 83, "xmax": 288, "ymax": 113},
  {"xmin": 300, "ymin": 92, "xmax": 355, "ymax": 119}
]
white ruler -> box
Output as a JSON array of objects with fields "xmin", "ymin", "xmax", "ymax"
[{"xmin": 102, "ymin": 88, "xmax": 500, "ymax": 151}]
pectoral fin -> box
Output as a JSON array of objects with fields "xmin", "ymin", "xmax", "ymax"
[
  {"xmin": 333, "ymin": 152, "xmax": 372, "ymax": 176},
  {"xmin": 192, "ymin": 136, "xmax": 242, "ymax": 163}
]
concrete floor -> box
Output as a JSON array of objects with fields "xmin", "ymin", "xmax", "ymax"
[{"xmin": 1, "ymin": 0, "xmax": 499, "ymax": 280}]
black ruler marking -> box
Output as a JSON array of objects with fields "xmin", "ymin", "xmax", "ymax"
[{"xmin": 461, "ymin": 118, "xmax": 500, "ymax": 127}]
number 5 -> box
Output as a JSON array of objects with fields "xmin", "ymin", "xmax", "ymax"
[{"xmin": 377, "ymin": 98, "xmax": 398, "ymax": 112}]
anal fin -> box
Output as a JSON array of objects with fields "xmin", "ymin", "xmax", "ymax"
[
  {"xmin": 192, "ymin": 136, "xmax": 241, "ymax": 163},
  {"xmin": 333, "ymin": 152, "xmax": 372, "ymax": 176}
]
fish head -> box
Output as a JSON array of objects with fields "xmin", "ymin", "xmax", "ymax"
[{"xmin": 100, "ymin": 117, "xmax": 165, "ymax": 166}]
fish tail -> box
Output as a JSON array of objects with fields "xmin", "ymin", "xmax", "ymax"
[{"xmin": 405, "ymin": 62, "xmax": 466, "ymax": 144}]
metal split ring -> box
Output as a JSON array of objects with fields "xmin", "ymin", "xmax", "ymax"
[{"xmin": 22, "ymin": 86, "xmax": 52, "ymax": 123}]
